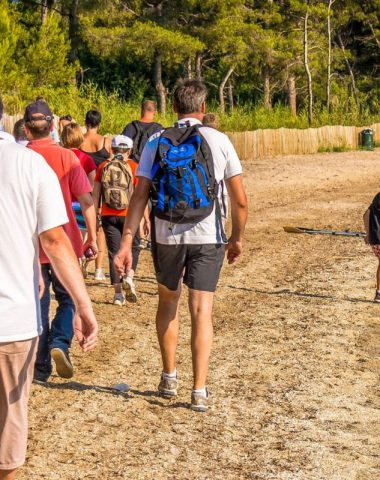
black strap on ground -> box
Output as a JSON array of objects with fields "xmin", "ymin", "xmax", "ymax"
[{"xmin": 283, "ymin": 226, "xmax": 366, "ymax": 237}]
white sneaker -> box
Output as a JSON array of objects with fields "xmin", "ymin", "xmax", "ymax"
[
  {"xmin": 123, "ymin": 276, "xmax": 137, "ymax": 303},
  {"xmin": 113, "ymin": 293, "xmax": 126, "ymax": 306},
  {"xmin": 94, "ymin": 269, "xmax": 106, "ymax": 281}
]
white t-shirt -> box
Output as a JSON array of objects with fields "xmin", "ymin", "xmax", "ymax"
[
  {"xmin": 137, "ymin": 118, "xmax": 242, "ymax": 245},
  {"xmin": 0, "ymin": 142, "xmax": 68, "ymax": 342},
  {"xmin": 0, "ymin": 131, "xmax": 15, "ymax": 143}
]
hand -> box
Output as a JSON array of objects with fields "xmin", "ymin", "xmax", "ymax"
[
  {"xmin": 226, "ymin": 239, "xmax": 243, "ymax": 264},
  {"xmin": 83, "ymin": 239, "xmax": 98, "ymax": 261},
  {"xmin": 114, "ymin": 245, "xmax": 132, "ymax": 278},
  {"xmin": 39, "ymin": 272, "xmax": 45, "ymax": 299},
  {"xmin": 74, "ymin": 304, "xmax": 98, "ymax": 352},
  {"xmin": 143, "ymin": 219, "xmax": 151, "ymax": 238}
]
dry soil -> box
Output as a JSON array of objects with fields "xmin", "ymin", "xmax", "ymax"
[{"xmin": 21, "ymin": 149, "xmax": 380, "ymax": 480}]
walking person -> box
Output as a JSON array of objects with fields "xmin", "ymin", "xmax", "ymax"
[
  {"xmin": 114, "ymin": 80, "xmax": 248, "ymax": 412},
  {"xmin": 93, "ymin": 135, "xmax": 150, "ymax": 305},
  {"xmin": 61, "ymin": 122, "xmax": 97, "ymax": 233},
  {"xmin": 0, "ymin": 111, "xmax": 98, "ymax": 480},
  {"xmin": 121, "ymin": 100, "xmax": 163, "ymax": 164},
  {"xmin": 363, "ymin": 193, "xmax": 380, "ymax": 301},
  {"xmin": 24, "ymin": 100, "xmax": 98, "ymax": 382},
  {"xmin": 80, "ymin": 110, "xmax": 111, "ymax": 281}
]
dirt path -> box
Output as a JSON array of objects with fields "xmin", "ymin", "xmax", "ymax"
[{"xmin": 22, "ymin": 150, "xmax": 380, "ymax": 480}]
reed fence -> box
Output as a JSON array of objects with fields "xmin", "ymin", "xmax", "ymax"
[
  {"xmin": 225, "ymin": 124, "xmax": 380, "ymax": 160},
  {"xmin": 2, "ymin": 114, "xmax": 378, "ymax": 161}
]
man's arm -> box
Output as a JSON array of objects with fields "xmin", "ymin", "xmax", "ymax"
[
  {"xmin": 39, "ymin": 226, "xmax": 98, "ymax": 352},
  {"xmin": 114, "ymin": 177, "xmax": 151, "ymax": 276},
  {"xmin": 225, "ymin": 174, "xmax": 248, "ymax": 264},
  {"xmin": 77, "ymin": 192, "xmax": 98, "ymax": 256},
  {"xmin": 92, "ymin": 181, "xmax": 101, "ymax": 212}
]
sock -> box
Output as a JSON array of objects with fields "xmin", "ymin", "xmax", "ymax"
[
  {"xmin": 163, "ymin": 369, "xmax": 177, "ymax": 379},
  {"xmin": 192, "ymin": 387, "xmax": 207, "ymax": 397},
  {"xmin": 95, "ymin": 268, "xmax": 103, "ymax": 273}
]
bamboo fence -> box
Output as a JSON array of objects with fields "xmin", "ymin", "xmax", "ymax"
[
  {"xmin": 2, "ymin": 113, "xmax": 379, "ymax": 160},
  {"xmin": 225, "ymin": 124, "xmax": 380, "ymax": 160}
]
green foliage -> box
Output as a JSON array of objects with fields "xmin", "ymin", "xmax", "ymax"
[{"xmin": 1, "ymin": 0, "xmax": 380, "ymax": 131}]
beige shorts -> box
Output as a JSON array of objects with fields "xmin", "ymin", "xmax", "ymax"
[{"xmin": 0, "ymin": 338, "xmax": 37, "ymax": 470}]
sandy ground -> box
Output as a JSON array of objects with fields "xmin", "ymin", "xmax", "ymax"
[{"xmin": 21, "ymin": 150, "xmax": 380, "ymax": 480}]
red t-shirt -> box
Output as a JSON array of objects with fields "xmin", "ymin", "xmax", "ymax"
[
  {"xmin": 72, "ymin": 148, "xmax": 97, "ymax": 175},
  {"xmin": 95, "ymin": 159, "xmax": 138, "ymax": 217},
  {"xmin": 28, "ymin": 138, "xmax": 92, "ymax": 261}
]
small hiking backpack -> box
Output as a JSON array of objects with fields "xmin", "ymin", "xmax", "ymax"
[
  {"xmin": 131, "ymin": 121, "xmax": 162, "ymax": 163},
  {"xmin": 369, "ymin": 192, "xmax": 380, "ymax": 245},
  {"xmin": 150, "ymin": 123, "xmax": 226, "ymax": 238},
  {"xmin": 101, "ymin": 155, "xmax": 134, "ymax": 210}
]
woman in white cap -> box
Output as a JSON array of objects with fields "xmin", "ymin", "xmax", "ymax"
[{"xmin": 92, "ymin": 135, "xmax": 150, "ymax": 305}]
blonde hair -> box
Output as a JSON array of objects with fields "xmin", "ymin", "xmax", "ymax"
[{"xmin": 61, "ymin": 122, "xmax": 84, "ymax": 148}]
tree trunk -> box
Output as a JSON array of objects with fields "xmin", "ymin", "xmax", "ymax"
[
  {"xmin": 195, "ymin": 52, "xmax": 203, "ymax": 80},
  {"xmin": 287, "ymin": 75, "xmax": 297, "ymax": 115},
  {"xmin": 304, "ymin": 1, "xmax": 313, "ymax": 126},
  {"xmin": 185, "ymin": 57, "xmax": 193, "ymax": 79},
  {"xmin": 337, "ymin": 34, "xmax": 358, "ymax": 104},
  {"xmin": 219, "ymin": 67, "xmax": 234, "ymax": 113},
  {"xmin": 228, "ymin": 80, "xmax": 234, "ymax": 111},
  {"xmin": 263, "ymin": 71, "xmax": 272, "ymax": 109},
  {"xmin": 68, "ymin": 0, "xmax": 79, "ymax": 64},
  {"xmin": 366, "ymin": 20, "xmax": 380, "ymax": 50},
  {"xmin": 154, "ymin": 52, "xmax": 166, "ymax": 115},
  {"xmin": 326, "ymin": 0, "xmax": 335, "ymax": 111},
  {"xmin": 41, "ymin": 0, "xmax": 48, "ymax": 24}
]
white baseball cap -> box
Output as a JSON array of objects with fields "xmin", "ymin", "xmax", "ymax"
[{"xmin": 112, "ymin": 135, "xmax": 133, "ymax": 149}]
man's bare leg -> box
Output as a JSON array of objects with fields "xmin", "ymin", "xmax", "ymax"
[
  {"xmin": 156, "ymin": 283, "xmax": 181, "ymax": 374},
  {"xmin": 0, "ymin": 469, "xmax": 16, "ymax": 480},
  {"xmin": 95, "ymin": 227, "xmax": 106, "ymax": 271},
  {"xmin": 188, "ymin": 289, "xmax": 214, "ymax": 389}
]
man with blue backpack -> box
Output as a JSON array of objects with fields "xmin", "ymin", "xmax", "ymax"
[{"xmin": 114, "ymin": 80, "xmax": 248, "ymax": 412}]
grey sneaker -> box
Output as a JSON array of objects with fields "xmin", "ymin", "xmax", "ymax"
[
  {"xmin": 374, "ymin": 291, "xmax": 380, "ymax": 302},
  {"xmin": 113, "ymin": 293, "xmax": 126, "ymax": 306},
  {"xmin": 51, "ymin": 348, "xmax": 74, "ymax": 379},
  {"xmin": 123, "ymin": 276, "xmax": 137, "ymax": 303},
  {"xmin": 158, "ymin": 374, "xmax": 178, "ymax": 398},
  {"xmin": 191, "ymin": 388, "xmax": 209, "ymax": 412}
]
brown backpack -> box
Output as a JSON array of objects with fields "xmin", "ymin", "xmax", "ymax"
[{"xmin": 101, "ymin": 157, "xmax": 134, "ymax": 210}]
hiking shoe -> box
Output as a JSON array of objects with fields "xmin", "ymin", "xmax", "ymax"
[
  {"xmin": 113, "ymin": 293, "xmax": 126, "ymax": 306},
  {"xmin": 51, "ymin": 348, "xmax": 74, "ymax": 379},
  {"xmin": 374, "ymin": 291, "xmax": 380, "ymax": 302},
  {"xmin": 123, "ymin": 276, "xmax": 137, "ymax": 303},
  {"xmin": 191, "ymin": 388, "xmax": 209, "ymax": 412},
  {"xmin": 33, "ymin": 370, "xmax": 50, "ymax": 384},
  {"xmin": 158, "ymin": 374, "xmax": 178, "ymax": 398},
  {"xmin": 94, "ymin": 269, "xmax": 106, "ymax": 281}
]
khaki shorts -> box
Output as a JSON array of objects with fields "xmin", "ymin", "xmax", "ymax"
[{"xmin": 0, "ymin": 338, "xmax": 37, "ymax": 470}]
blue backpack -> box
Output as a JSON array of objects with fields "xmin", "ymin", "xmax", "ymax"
[{"xmin": 151, "ymin": 123, "xmax": 225, "ymax": 234}]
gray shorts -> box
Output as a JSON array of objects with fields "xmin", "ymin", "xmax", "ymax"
[{"xmin": 152, "ymin": 243, "xmax": 225, "ymax": 292}]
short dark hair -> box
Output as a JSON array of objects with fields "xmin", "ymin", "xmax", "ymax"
[
  {"xmin": 13, "ymin": 119, "xmax": 27, "ymax": 142},
  {"xmin": 141, "ymin": 100, "xmax": 157, "ymax": 114},
  {"xmin": 173, "ymin": 80, "xmax": 207, "ymax": 115},
  {"xmin": 59, "ymin": 115, "xmax": 73, "ymax": 122},
  {"xmin": 0, "ymin": 96, "xmax": 3, "ymax": 121},
  {"xmin": 25, "ymin": 119, "xmax": 51, "ymax": 139},
  {"xmin": 85, "ymin": 110, "xmax": 101, "ymax": 128}
]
